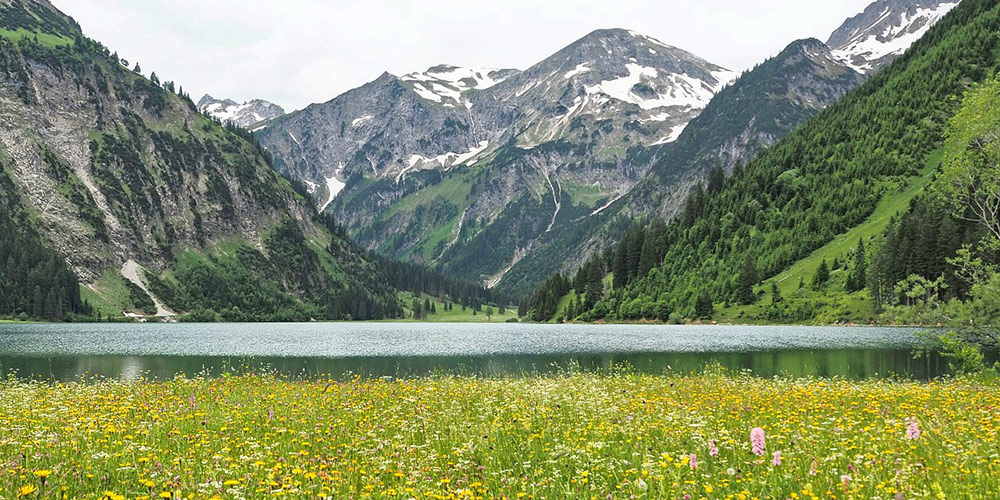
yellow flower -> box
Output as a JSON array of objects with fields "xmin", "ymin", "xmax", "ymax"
[
  {"xmin": 142, "ymin": 480, "xmax": 156, "ymax": 488},
  {"xmin": 32, "ymin": 470, "xmax": 52, "ymax": 480},
  {"xmin": 102, "ymin": 492, "xmax": 125, "ymax": 500},
  {"xmin": 159, "ymin": 492, "xmax": 173, "ymax": 499},
  {"xmin": 223, "ymin": 480, "xmax": 240, "ymax": 487},
  {"xmin": 18, "ymin": 484, "xmax": 38, "ymax": 497}
]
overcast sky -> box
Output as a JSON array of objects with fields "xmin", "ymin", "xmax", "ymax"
[{"xmin": 51, "ymin": 0, "xmax": 875, "ymax": 111}]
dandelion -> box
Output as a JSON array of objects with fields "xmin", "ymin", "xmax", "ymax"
[
  {"xmin": 708, "ymin": 439, "xmax": 719, "ymax": 456},
  {"xmin": 32, "ymin": 470, "xmax": 51, "ymax": 485},
  {"xmin": 751, "ymin": 427, "xmax": 766, "ymax": 456},
  {"xmin": 18, "ymin": 484, "xmax": 37, "ymax": 497},
  {"xmin": 907, "ymin": 419, "xmax": 921, "ymax": 440},
  {"xmin": 772, "ymin": 451, "xmax": 782, "ymax": 466},
  {"xmin": 689, "ymin": 453, "xmax": 698, "ymax": 469}
]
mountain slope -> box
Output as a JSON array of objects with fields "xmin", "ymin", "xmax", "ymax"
[
  {"xmin": 828, "ymin": 0, "xmax": 961, "ymax": 73},
  {"xmin": 497, "ymin": 37, "xmax": 867, "ymax": 294},
  {"xmin": 629, "ymin": 38, "xmax": 867, "ymax": 217},
  {"xmin": 197, "ymin": 94, "xmax": 285, "ymax": 129},
  {"xmin": 0, "ymin": 0, "xmax": 399, "ymax": 320},
  {"xmin": 571, "ymin": 0, "xmax": 1000, "ymax": 322}
]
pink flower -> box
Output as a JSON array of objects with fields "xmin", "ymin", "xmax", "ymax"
[
  {"xmin": 689, "ymin": 453, "xmax": 698, "ymax": 469},
  {"xmin": 772, "ymin": 451, "xmax": 782, "ymax": 466},
  {"xmin": 906, "ymin": 419, "xmax": 921, "ymax": 440},
  {"xmin": 709, "ymin": 439, "xmax": 719, "ymax": 457},
  {"xmin": 750, "ymin": 427, "xmax": 766, "ymax": 456},
  {"xmin": 809, "ymin": 459, "xmax": 818, "ymax": 475}
]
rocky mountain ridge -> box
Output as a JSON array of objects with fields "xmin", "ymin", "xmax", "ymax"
[{"xmin": 197, "ymin": 94, "xmax": 285, "ymax": 129}]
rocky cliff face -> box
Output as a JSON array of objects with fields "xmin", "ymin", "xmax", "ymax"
[{"xmin": 197, "ymin": 94, "xmax": 285, "ymax": 129}]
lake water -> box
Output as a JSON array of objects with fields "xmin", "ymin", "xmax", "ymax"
[{"xmin": 0, "ymin": 322, "xmax": 948, "ymax": 381}]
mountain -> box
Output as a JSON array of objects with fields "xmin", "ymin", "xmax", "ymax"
[
  {"xmin": 0, "ymin": 0, "xmax": 400, "ymax": 320},
  {"xmin": 551, "ymin": 0, "xmax": 1000, "ymax": 323},
  {"xmin": 256, "ymin": 0, "xmax": 958, "ymax": 295},
  {"xmin": 197, "ymin": 94, "xmax": 285, "ymax": 129},
  {"xmin": 258, "ymin": 29, "xmax": 736, "ymax": 287},
  {"xmin": 500, "ymin": 0, "xmax": 958, "ymax": 295},
  {"xmin": 827, "ymin": 0, "xmax": 961, "ymax": 73}
]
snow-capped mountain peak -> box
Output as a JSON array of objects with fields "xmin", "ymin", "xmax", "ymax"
[
  {"xmin": 827, "ymin": 0, "xmax": 960, "ymax": 74},
  {"xmin": 197, "ymin": 95, "xmax": 286, "ymax": 129}
]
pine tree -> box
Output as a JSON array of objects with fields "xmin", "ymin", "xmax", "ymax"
[
  {"xmin": 737, "ymin": 254, "xmax": 758, "ymax": 305},
  {"xmin": 846, "ymin": 239, "xmax": 868, "ymax": 292},
  {"xmin": 771, "ymin": 282, "xmax": 783, "ymax": 304},
  {"xmin": 695, "ymin": 290, "xmax": 714, "ymax": 319},
  {"xmin": 812, "ymin": 259, "xmax": 830, "ymax": 290},
  {"xmin": 707, "ymin": 166, "xmax": 725, "ymax": 193},
  {"xmin": 584, "ymin": 264, "xmax": 604, "ymax": 309}
]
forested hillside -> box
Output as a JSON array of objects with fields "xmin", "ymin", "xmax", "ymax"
[{"xmin": 529, "ymin": 0, "xmax": 1000, "ymax": 324}]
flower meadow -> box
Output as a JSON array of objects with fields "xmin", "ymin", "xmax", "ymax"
[{"xmin": 1, "ymin": 372, "xmax": 999, "ymax": 499}]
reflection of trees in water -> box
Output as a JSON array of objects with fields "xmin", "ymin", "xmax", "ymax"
[{"xmin": 0, "ymin": 349, "xmax": 965, "ymax": 382}]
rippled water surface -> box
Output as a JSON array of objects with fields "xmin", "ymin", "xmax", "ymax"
[{"xmin": 0, "ymin": 322, "xmax": 945, "ymax": 380}]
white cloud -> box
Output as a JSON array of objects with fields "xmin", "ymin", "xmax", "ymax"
[{"xmin": 52, "ymin": 0, "xmax": 875, "ymax": 111}]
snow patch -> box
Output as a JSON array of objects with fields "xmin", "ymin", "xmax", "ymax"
[
  {"xmin": 351, "ymin": 115, "xmax": 373, "ymax": 127},
  {"xmin": 319, "ymin": 164, "xmax": 346, "ymax": 213},
  {"xmin": 398, "ymin": 141, "xmax": 490, "ymax": 183},
  {"xmin": 591, "ymin": 193, "xmax": 625, "ymax": 216},
  {"xmin": 652, "ymin": 123, "xmax": 689, "ymax": 145},
  {"xmin": 564, "ymin": 63, "xmax": 592, "ymax": 79}
]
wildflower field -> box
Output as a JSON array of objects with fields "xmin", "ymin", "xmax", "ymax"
[{"xmin": 1, "ymin": 373, "xmax": 999, "ymax": 499}]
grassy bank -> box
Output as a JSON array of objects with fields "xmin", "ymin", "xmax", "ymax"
[
  {"xmin": 396, "ymin": 291, "xmax": 519, "ymax": 323},
  {"xmin": 1, "ymin": 372, "xmax": 998, "ymax": 499}
]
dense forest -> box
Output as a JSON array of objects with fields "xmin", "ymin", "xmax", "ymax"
[
  {"xmin": 0, "ymin": 153, "xmax": 87, "ymax": 321},
  {"xmin": 528, "ymin": 0, "xmax": 1000, "ymax": 325},
  {"xmin": 0, "ymin": 219, "xmax": 88, "ymax": 321}
]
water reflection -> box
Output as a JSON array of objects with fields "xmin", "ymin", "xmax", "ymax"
[{"xmin": 0, "ymin": 348, "xmax": 952, "ymax": 382}]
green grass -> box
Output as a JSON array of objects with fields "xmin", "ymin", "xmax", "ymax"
[
  {"xmin": 396, "ymin": 291, "xmax": 518, "ymax": 323},
  {"xmin": 79, "ymin": 284, "xmax": 121, "ymax": 319},
  {"xmin": 561, "ymin": 180, "xmax": 613, "ymax": 209},
  {"xmin": 2, "ymin": 372, "xmax": 999, "ymax": 499},
  {"xmin": 79, "ymin": 269, "xmax": 135, "ymax": 317},
  {"xmin": 382, "ymin": 169, "xmax": 476, "ymax": 219},
  {"xmin": 0, "ymin": 27, "xmax": 73, "ymax": 47}
]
